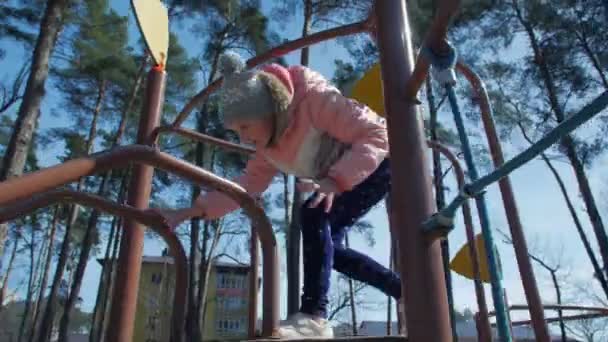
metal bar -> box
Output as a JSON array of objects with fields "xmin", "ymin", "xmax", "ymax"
[
  {"xmin": 426, "ymin": 141, "xmax": 492, "ymax": 342},
  {"xmin": 428, "ymin": 91, "xmax": 608, "ymax": 225},
  {"xmin": 402, "ymin": 0, "xmax": 462, "ymax": 101},
  {"xmin": 445, "ymin": 84, "xmax": 512, "ymax": 342},
  {"xmin": 151, "ymin": 125, "xmax": 254, "ymax": 155},
  {"xmin": 507, "ymin": 312, "xmax": 608, "ymax": 327},
  {"xmin": 456, "ymin": 61, "xmax": 550, "ymax": 341},
  {"xmin": 172, "ymin": 19, "xmax": 371, "ymax": 127},
  {"xmin": 248, "ymin": 224, "xmax": 260, "ymax": 338},
  {"xmin": 488, "ymin": 305, "xmax": 608, "ymax": 315},
  {"xmin": 375, "ymin": 1, "xmax": 452, "ymax": 340},
  {"xmin": 107, "ymin": 67, "xmax": 165, "ymax": 342},
  {"xmin": 0, "ymin": 189, "xmax": 188, "ymax": 341},
  {"xmin": 0, "ymin": 144, "xmax": 280, "ymax": 338}
]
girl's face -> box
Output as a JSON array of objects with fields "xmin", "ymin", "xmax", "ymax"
[{"xmin": 227, "ymin": 117, "xmax": 273, "ymax": 148}]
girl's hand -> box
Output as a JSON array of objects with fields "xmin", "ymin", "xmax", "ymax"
[
  {"xmin": 149, "ymin": 207, "xmax": 203, "ymax": 230},
  {"xmin": 297, "ymin": 178, "xmax": 340, "ymax": 213}
]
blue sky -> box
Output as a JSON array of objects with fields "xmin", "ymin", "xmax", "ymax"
[{"xmin": 2, "ymin": 0, "xmax": 608, "ymax": 332}]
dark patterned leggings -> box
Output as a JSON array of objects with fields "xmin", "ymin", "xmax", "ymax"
[{"xmin": 299, "ymin": 158, "xmax": 401, "ymax": 319}]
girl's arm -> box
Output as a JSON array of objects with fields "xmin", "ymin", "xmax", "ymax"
[
  {"xmin": 194, "ymin": 152, "xmax": 278, "ymax": 219},
  {"xmin": 306, "ymin": 87, "xmax": 389, "ymax": 192},
  {"xmin": 155, "ymin": 154, "xmax": 277, "ymax": 229}
]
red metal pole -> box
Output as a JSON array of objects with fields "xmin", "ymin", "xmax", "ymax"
[
  {"xmin": 171, "ymin": 20, "xmax": 371, "ymax": 127},
  {"xmin": 106, "ymin": 66, "xmax": 165, "ymax": 342},
  {"xmin": 248, "ymin": 224, "xmax": 260, "ymax": 338},
  {"xmin": 427, "ymin": 141, "xmax": 492, "ymax": 342},
  {"xmin": 456, "ymin": 62, "xmax": 551, "ymax": 341},
  {"xmin": 375, "ymin": 1, "xmax": 452, "ymax": 341}
]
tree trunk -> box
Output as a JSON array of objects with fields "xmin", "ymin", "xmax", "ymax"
[
  {"xmin": 187, "ymin": 131, "xmax": 205, "ymax": 341},
  {"xmin": 550, "ymin": 271, "xmax": 567, "ymax": 341},
  {"xmin": 95, "ymin": 221, "xmax": 122, "ymax": 342},
  {"xmin": 519, "ymin": 124, "xmax": 608, "ymax": 299},
  {"xmin": 89, "ymin": 215, "xmax": 117, "ymax": 342},
  {"xmin": 0, "ymin": 0, "xmax": 69, "ymax": 278},
  {"xmin": 27, "ymin": 216, "xmax": 54, "ymax": 342},
  {"xmin": 17, "ymin": 227, "xmax": 38, "ymax": 342},
  {"xmin": 577, "ymin": 29, "xmax": 608, "ymax": 90},
  {"xmin": 195, "ymin": 220, "xmax": 211, "ymax": 337},
  {"xmin": 30, "ymin": 208, "xmax": 59, "ymax": 339},
  {"xmin": 57, "ymin": 79, "xmax": 107, "ymax": 342},
  {"xmin": 345, "ymin": 234, "xmax": 358, "ymax": 335},
  {"xmin": 514, "ymin": 0, "xmax": 608, "ymax": 281},
  {"xmin": 199, "ymin": 219, "xmax": 223, "ymax": 334},
  {"xmin": 0, "ymin": 234, "xmax": 20, "ymax": 311}
]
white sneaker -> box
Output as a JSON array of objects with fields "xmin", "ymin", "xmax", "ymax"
[{"xmin": 278, "ymin": 312, "xmax": 334, "ymax": 339}]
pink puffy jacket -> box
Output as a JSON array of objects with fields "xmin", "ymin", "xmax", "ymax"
[{"xmin": 198, "ymin": 65, "xmax": 389, "ymax": 219}]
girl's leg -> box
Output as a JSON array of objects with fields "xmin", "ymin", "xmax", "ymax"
[
  {"xmin": 300, "ymin": 205, "xmax": 333, "ymax": 318},
  {"xmin": 299, "ymin": 159, "xmax": 400, "ymax": 319},
  {"xmin": 328, "ymin": 159, "xmax": 401, "ymax": 299}
]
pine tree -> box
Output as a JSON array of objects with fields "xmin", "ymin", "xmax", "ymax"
[{"xmin": 0, "ymin": 0, "xmax": 70, "ymax": 273}]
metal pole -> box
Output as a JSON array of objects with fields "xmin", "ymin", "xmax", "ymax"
[
  {"xmin": 445, "ymin": 84, "xmax": 512, "ymax": 342},
  {"xmin": 457, "ymin": 62, "xmax": 551, "ymax": 341},
  {"xmin": 427, "ymin": 141, "xmax": 492, "ymax": 342},
  {"xmin": 375, "ymin": 1, "xmax": 452, "ymax": 341},
  {"xmin": 248, "ymin": 225, "xmax": 259, "ymax": 338},
  {"xmin": 107, "ymin": 66, "xmax": 166, "ymax": 342}
]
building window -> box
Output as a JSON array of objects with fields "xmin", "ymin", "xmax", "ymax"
[{"xmin": 151, "ymin": 273, "xmax": 162, "ymax": 284}]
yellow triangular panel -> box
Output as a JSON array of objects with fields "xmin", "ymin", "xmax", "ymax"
[
  {"xmin": 350, "ymin": 63, "xmax": 385, "ymax": 117},
  {"xmin": 450, "ymin": 233, "xmax": 491, "ymax": 283},
  {"xmin": 132, "ymin": 0, "xmax": 169, "ymax": 67}
]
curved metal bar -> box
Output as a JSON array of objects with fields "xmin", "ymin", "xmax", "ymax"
[
  {"xmin": 457, "ymin": 61, "xmax": 551, "ymax": 341},
  {"xmin": 0, "ymin": 189, "xmax": 188, "ymax": 342},
  {"xmin": 0, "ymin": 144, "xmax": 280, "ymax": 338},
  {"xmin": 403, "ymin": 0, "xmax": 462, "ymax": 101},
  {"xmin": 0, "ymin": 190, "xmax": 165, "ymax": 226},
  {"xmin": 426, "ymin": 140, "xmax": 492, "ymax": 341},
  {"xmin": 151, "ymin": 125, "xmax": 254, "ymax": 155},
  {"xmin": 171, "ymin": 19, "xmax": 371, "ymax": 127}
]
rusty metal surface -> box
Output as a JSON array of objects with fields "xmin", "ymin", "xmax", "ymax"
[
  {"xmin": 152, "ymin": 125, "xmax": 254, "ymax": 155},
  {"xmin": 171, "ymin": 19, "xmax": 371, "ymax": 127},
  {"xmin": 457, "ymin": 62, "xmax": 551, "ymax": 341},
  {"xmin": 249, "ymin": 224, "xmax": 260, "ymax": 338},
  {"xmin": 375, "ymin": 1, "xmax": 453, "ymax": 340},
  {"xmin": 0, "ymin": 144, "xmax": 280, "ymax": 338},
  {"xmin": 426, "ymin": 141, "xmax": 492, "ymax": 342},
  {"xmin": 108, "ymin": 68, "xmax": 166, "ymax": 342},
  {"xmin": 0, "ymin": 189, "xmax": 188, "ymax": 341}
]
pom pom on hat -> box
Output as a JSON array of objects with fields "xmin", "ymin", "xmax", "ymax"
[{"xmin": 218, "ymin": 51, "xmax": 246, "ymax": 77}]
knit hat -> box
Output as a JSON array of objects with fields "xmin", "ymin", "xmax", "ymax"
[{"xmin": 218, "ymin": 52, "xmax": 294, "ymax": 146}]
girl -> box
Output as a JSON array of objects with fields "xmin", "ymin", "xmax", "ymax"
[{"xmin": 158, "ymin": 52, "xmax": 401, "ymax": 339}]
